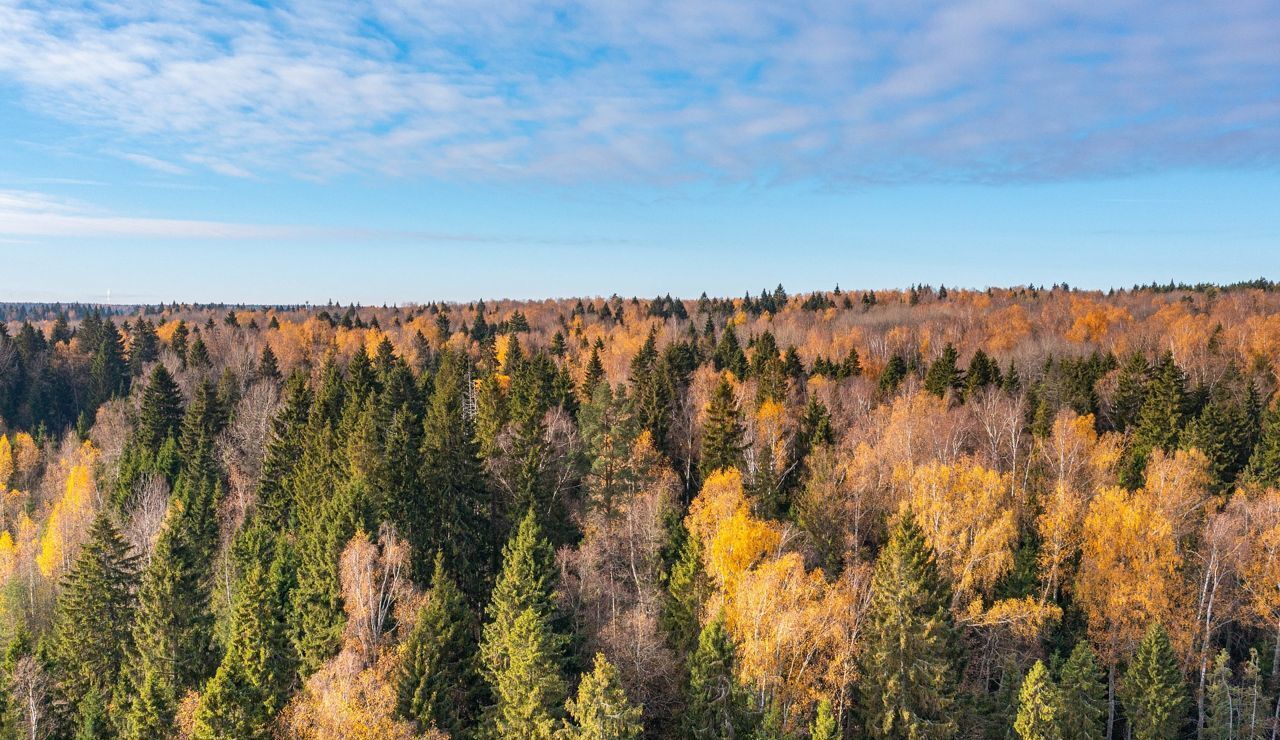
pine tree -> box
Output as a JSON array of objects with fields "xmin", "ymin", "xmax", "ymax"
[
  {"xmin": 924, "ymin": 343, "xmax": 963, "ymax": 399},
  {"xmin": 397, "ymin": 554, "xmax": 480, "ymax": 735},
  {"xmin": 49, "ymin": 513, "xmax": 139, "ymax": 705},
  {"xmin": 190, "ymin": 525, "xmax": 295, "ymax": 740},
  {"xmin": 810, "ymin": 698, "xmax": 838, "ymax": 740},
  {"xmin": 1203, "ymin": 650, "xmax": 1234, "ymax": 740},
  {"xmin": 417, "ymin": 351, "xmax": 491, "ymax": 596},
  {"xmin": 1057, "ymin": 641, "xmax": 1106, "ymax": 740},
  {"xmin": 1015, "ymin": 660, "xmax": 1062, "ymax": 740},
  {"xmin": 565, "ymin": 652, "xmax": 644, "ymax": 740},
  {"xmin": 858, "ymin": 513, "xmax": 959, "ymax": 739},
  {"xmin": 700, "ymin": 376, "xmax": 745, "ymax": 480},
  {"xmin": 1120, "ymin": 624, "xmax": 1186, "ymax": 740},
  {"xmin": 684, "ymin": 613, "xmax": 745, "ymax": 739},
  {"xmin": 135, "ymin": 364, "xmax": 184, "ymax": 454}
]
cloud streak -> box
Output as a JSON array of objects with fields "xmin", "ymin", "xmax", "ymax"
[{"xmin": 0, "ymin": 0, "xmax": 1276, "ymax": 184}]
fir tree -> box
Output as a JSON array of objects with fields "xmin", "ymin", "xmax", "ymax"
[
  {"xmin": 713, "ymin": 327, "xmax": 748, "ymax": 379},
  {"xmin": 858, "ymin": 513, "xmax": 959, "ymax": 738},
  {"xmin": 49, "ymin": 513, "xmax": 139, "ymax": 705},
  {"xmin": 564, "ymin": 652, "xmax": 644, "ymax": 740},
  {"xmin": 810, "ymin": 699, "xmax": 838, "ymax": 740},
  {"xmin": 1056, "ymin": 641, "xmax": 1106, "ymax": 740},
  {"xmin": 661, "ymin": 524, "xmax": 711, "ymax": 656},
  {"xmin": 1247, "ymin": 399, "xmax": 1280, "ymax": 488},
  {"xmin": 191, "ymin": 525, "xmax": 296, "ymax": 740},
  {"xmin": 254, "ymin": 344, "xmax": 282, "ymax": 385},
  {"xmin": 256, "ymin": 371, "xmax": 312, "ymax": 529},
  {"xmin": 135, "ymin": 364, "xmax": 184, "ymax": 454},
  {"xmin": 630, "ymin": 328, "xmax": 673, "ymax": 450},
  {"xmin": 924, "ymin": 343, "xmax": 963, "ymax": 399},
  {"xmin": 1123, "ymin": 353, "xmax": 1188, "ymax": 488},
  {"xmin": 1109, "ymin": 353, "xmax": 1150, "ymax": 433},
  {"xmin": 481, "ymin": 509, "xmax": 563, "ymax": 678},
  {"xmin": 581, "ymin": 347, "xmax": 606, "ymax": 403},
  {"xmin": 1203, "ymin": 650, "xmax": 1233, "ymax": 740},
  {"xmin": 684, "ymin": 613, "xmax": 746, "ymax": 739},
  {"xmin": 487, "ymin": 608, "xmax": 567, "ymax": 739},
  {"xmin": 1120, "ymin": 624, "xmax": 1186, "ymax": 740},
  {"xmin": 128, "ymin": 319, "xmax": 160, "ymax": 376},
  {"xmin": 186, "ymin": 335, "xmax": 211, "ymax": 370},
  {"xmin": 879, "ymin": 355, "xmax": 908, "ymax": 395},
  {"xmin": 1014, "ymin": 660, "xmax": 1061, "ymax": 740},
  {"xmin": 397, "ymin": 554, "xmax": 480, "ymax": 735},
  {"xmin": 700, "ymin": 376, "xmax": 745, "ymax": 480},
  {"xmin": 418, "ymin": 350, "xmax": 492, "ymax": 596}
]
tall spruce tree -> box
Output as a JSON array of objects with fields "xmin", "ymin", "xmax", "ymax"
[
  {"xmin": 1014, "ymin": 660, "xmax": 1062, "ymax": 740},
  {"xmin": 49, "ymin": 513, "xmax": 139, "ymax": 707},
  {"xmin": 1120, "ymin": 624, "xmax": 1186, "ymax": 740},
  {"xmin": 1202, "ymin": 650, "xmax": 1233, "ymax": 740},
  {"xmin": 1123, "ymin": 353, "xmax": 1188, "ymax": 488},
  {"xmin": 810, "ymin": 699, "xmax": 838, "ymax": 740},
  {"xmin": 1057, "ymin": 640, "xmax": 1106, "ymax": 740},
  {"xmin": 481, "ymin": 510, "xmax": 567, "ymax": 738},
  {"xmin": 417, "ymin": 351, "xmax": 491, "ymax": 596},
  {"xmin": 700, "ymin": 376, "xmax": 745, "ymax": 480},
  {"xmin": 135, "ymin": 364, "xmax": 184, "ymax": 454},
  {"xmin": 191, "ymin": 524, "xmax": 296, "ymax": 739},
  {"xmin": 1247, "ymin": 399, "xmax": 1280, "ymax": 488},
  {"xmin": 397, "ymin": 554, "xmax": 480, "ymax": 735},
  {"xmin": 256, "ymin": 371, "xmax": 312, "ymax": 529},
  {"xmin": 565, "ymin": 652, "xmax": 644, "ymax": 740},
  {"xmin": 924, "ymin": 343, "xmax": 963, "ymax": 399},
  {"xmin": 684, "ymin": 613, "xmax": 746, "ymax": 739},
  {"xmin": 858, "ymin": 513, "xmax": 959, "ymax": 739},
  {"xmin": 712, "ymin": 327, "xmax": 748, "ymax": 379}
]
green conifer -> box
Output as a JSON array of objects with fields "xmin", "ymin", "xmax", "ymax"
[
  {"xmin": 700, "ymin": 376, "xmax": 745, "ymax": 480},
  {"xmin": 1120, "ymin": 624, "xmax": 1186, "ymax": 740},
  {"xmin": 1015, "ymin": 660, "xmax": 1062, "ymax": 740},
  {"xmin": 1057, "ymin": 640, "xmax": 1106, "ymax": 740},
  {"xmin": 564, "ymin": 652, "xmax": 644, "ymax": 740}
]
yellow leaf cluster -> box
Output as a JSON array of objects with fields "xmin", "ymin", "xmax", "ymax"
[
  {"xmin": 900, "ymin": 460, "xmax": 1016, "ymax": 603},
  {"xmin": 1076, "ymin": 486, "xmax": 1181, "ymax": 663}
]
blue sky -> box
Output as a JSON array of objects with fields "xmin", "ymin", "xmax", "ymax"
[{"xmin": 0, "ymin": 0, "xmax": 1278, "ymax": 304}]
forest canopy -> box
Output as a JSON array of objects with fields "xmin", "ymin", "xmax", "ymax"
[{"xmin": 1, "ymin": 280, "xmax": 1279, "ymax": 739}]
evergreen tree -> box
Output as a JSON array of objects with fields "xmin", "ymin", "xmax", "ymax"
[
  {"xmin": 49, "ymin": 513, "xmax": 139, "ymax": 706},
  {"xmin": 254, "ymin": 344, "xmax": 282, "ymax": 385},
  {"xmin": 1123, "ymin": 353, "xmax": 1188, "ymax": 488},
  {"xmin": 186, "ymin": 335, "xmax": 211, "ymax": 370},
  {"xmin": 700, "ymin": 376, "xmax": 745, "ymax": 480},
  {"xmin": 564, "ymin": 652, "xmax": 644, "ymax": 740},
  {"xmin": 418, "ymin": 350, "xmax": 492, "ymax": 596},
  {"xmin": 170, "ymin": 320, "xmax": 189, "ymax": 366},
  {"xmin": 1057, "ymin": 641, "xmax": 1106, "ymax": 740},
  {"xmin": 630, "ymin": 328, "xmax": 673, "ymax": 449},
  {"xmin": 135, "ymin": 364, "xmax": 184, "ymax": 454},
  {"xmin": 123, "ymin": 479, "xmax": 220, "ymax": 737},
  {"xmin": 924, "ymin": 343, "xmax": 963, "ymax": 399},
  {"xmin": 88, "ymin": 318, "xmax": 129, "ymax": 407},
  {"xmin": 1014, "ymin": 660, "xmax": 1062, "ymax": 740},
  {"xmin": 397, "ymin": 554, "xmax": 480, "ymax": 735},
  {"xmin": 810, "ymin": 698, "xmax": 838, "ymax": 740},
  {"xmin": 858, "ymin": 513, "xmax": 959, "ymax": 739},
  {"xmin": 1109, "ymin": 353, "xmax": 1150, "ymax": 432},
  {"xmin": 751, "ymin": 331, "xmax": 786, "ymax": 405},
  {"xmin": 128, "ymin": 319, "xmax": 160, "ymax": 376},
  {"xmin": 713, "ymin": 327, "xmax": 748, "ymax": 379},
  {"xmin": 481, "ymin": 509, "xmax": 563, "ymax": 675},
  {"xmin": 581, "ymin": 347, "xmax": 606, "ymax": 402},
  {"xmin": 1203, "ymin": 650, "xmax": 1234, "ymax": 740},
  {"xmin": 1120, "ymin": 624, "xmax": 1186, "ymax": 740},
  {"xmin": 191, "ymin": 525, "xmax": 296, "ymax": 739},
  {"xmin": 1247, "ymin": 399, "xmax": 1280, "ymax": 488},
  {"xmin": 256, "ymin": 371, "xmax": 312, "ymax": 529},
  {"xmin": 684, "ymin": 613, "xmax": 746, "ymax": 739},
  {"xmin": 487, "ymin": 608, "xmax": 567, "ymax": 739},
  {"xmin": 661, "ymin": 525, "xmax": 711, "ymax": 657},
  {"xmin": 879, "ymin": 355, "xmax": 908, "ymax": 395},
  {"xmin": 289, "ymin": 423, "xmax": 360, "ymax": 677}
]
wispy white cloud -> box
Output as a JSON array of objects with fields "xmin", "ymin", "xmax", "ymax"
[
  {"xmin": 118, "ymin": 153, "xmax": 190, "ymax": 176},
  {"xmin": 0, "ymin": 0, "xmax": 1276, "ymax": 184},
  {"xmin": 0, "ymin": 188, "xmax": 632, "ymax": 245}
]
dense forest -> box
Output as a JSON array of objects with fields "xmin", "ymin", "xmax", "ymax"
[{"xmin": 3, "ymin": 281, "xmax": 1280, "ymax": 739}]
